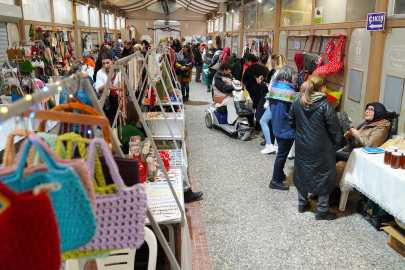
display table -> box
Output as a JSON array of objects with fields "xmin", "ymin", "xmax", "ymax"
[{"xmin": 339, "ymin": 148, "xmax": 405, "ymax": 223}]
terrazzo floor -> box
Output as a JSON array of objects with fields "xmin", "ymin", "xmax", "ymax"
[{"xmin": 184, "ymin": 77, "xmax": 405, "ymax": 269}]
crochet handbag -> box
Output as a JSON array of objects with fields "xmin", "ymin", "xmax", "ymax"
[
  {"xmin": 294, "ymin": 37, "xmax": 308, "ymax": 72},
  {"xmin": 313, "ymin": 34, "xmax": 345, "ymax": 77},
  {"xmin": 303, "ymin": 36, "xmax": 327, "ymax": 75},
  {"xmin": 99, "ymin": 156, "xmax": 140, "ymax": 187},
  {"xmin": 0, "ymin": 180, "xmax": 61, "ymax": 270},
  {"xmin": 2, "ymin": 129, "xmax": 36, "ymax": 167},
  {"xmin": 81, "ymin": 138, "xmax": 147, "ymax": 251},
  {"xmin": 0, "ymin": 135, "xmax": 96, "ymax": 252}
]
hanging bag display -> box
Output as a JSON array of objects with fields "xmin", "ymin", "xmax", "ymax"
[
  {"xmin": 81, "ymin": 138, "xmax": 147, "ymax": 251},
  {"xmin": 0, "ymin": 135, "xmax": 96, "ymax": 252},
  {"xmin": 2, "ymin": 129, "xmax": 36, "ymax": 167},
  {"xmin": 303, "ymin": 36, "xmax": 327, "ymax": 75},
  {"xmin": 294, "ymin": 37, "xmax": 308, "ymax": 72},
  {"xmin": 313, "ymin": 34, "xmax": 345, "ymax": 77},
  {"xmin": 0, "ymin": 180, "xmax": 61, "ymax": 270}
]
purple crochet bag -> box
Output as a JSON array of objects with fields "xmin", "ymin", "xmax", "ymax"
[{"xmin": 80, "ymin": 138, "xmax": 147, "ymax": 251}]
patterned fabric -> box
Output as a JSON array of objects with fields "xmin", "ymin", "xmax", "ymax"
[
  {"xmin": 313, "ymin": 34, "xmax": 345, "ymax": 77},
  {"xmin": 268, "ymin": 81, "xmax": 296, "ymax": 103}
]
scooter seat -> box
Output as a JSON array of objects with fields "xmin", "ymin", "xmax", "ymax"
[{"xmin": 216, "ymin": 106, "xmax": 227, "ymax": 113}]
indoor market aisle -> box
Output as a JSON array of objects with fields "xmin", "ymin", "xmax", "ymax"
[{"xmin": 184, "ymin": 78, "xmax": 405, "ymax": 269}]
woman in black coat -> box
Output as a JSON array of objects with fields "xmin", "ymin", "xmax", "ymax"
[
  {"xmin": 288, "ymin": 74, "xmax": 342, "ymax": 221},
  {"xmin": 171, "ymin": 39, "xmax": 182, "ymax": 53}
]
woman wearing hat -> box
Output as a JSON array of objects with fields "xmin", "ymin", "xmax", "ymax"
[{"xmin": 81, "ymin": 51, "xmax": 95, "ymax": 71}]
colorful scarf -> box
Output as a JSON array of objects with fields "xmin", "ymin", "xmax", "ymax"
[{"xmin": 268, "ymin": 81, "xmax": 296, "ymax": 103}]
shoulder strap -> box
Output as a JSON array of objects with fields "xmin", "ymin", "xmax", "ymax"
[
  {"xmin": 301, "ymin": 37, "xmax": 309, "ymax": 53},
  {"xmin": 317, "ymin": 36, "xmax": 324, "ymax": 55},
  {"xmin": 309, "ymin": 36, "xmax": 316, "ymax": 53}
]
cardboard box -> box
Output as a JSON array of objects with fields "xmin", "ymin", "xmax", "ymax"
[{"xmin": 383, "ymin": 224, "xmax": 405, "ymax": 257}]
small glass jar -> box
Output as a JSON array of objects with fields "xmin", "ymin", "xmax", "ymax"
[
  {"xmin": 391, "ymin": 152, "xmax": 402, "ymax": 169},
  {"xmin": 385, "ymin": 149, "xmax": 394, "ymax": 165},
  {"xmin": 398, "ymin": 150, "xmax": 405, "ymax": 169},
  {"xmin": 389, "ymin": 146, "xmax": 399, "ymax": 152}
]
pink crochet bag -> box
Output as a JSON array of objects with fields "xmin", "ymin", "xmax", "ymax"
[
  {"xmin": 81, "ymin": 138, "xmax": 147, "ymax": 251},
  {"xmin": 313, "ymin": 34, "xmax": 345, "ymax": 77}
]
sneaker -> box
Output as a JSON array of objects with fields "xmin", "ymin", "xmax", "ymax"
[
  {"xmin": 298, "ymin": 203, "xmax": 311, "ymax": 213},
  {"xmin": 184, "ymin": 189, "xmax": 203, "ymax": 203},
  {"xmin": 315, "ymin": 211, "xmax": 337, "ymax": 220},
  {"xmin": 261, "ymin": 144, "xmax": 276, "ymax": 154},
  {"xmin": 269, "ymin": 181, "xmax": 289, "ymax": 191}
]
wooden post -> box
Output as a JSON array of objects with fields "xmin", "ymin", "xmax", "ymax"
[
  {"xmin": 273, "ymin": 0, "xmax": 281, "ymax": 53},
  {"xmin": 73, "ymin": 1, "xmax": 79, "ymax": 59},
  {"xmin": 363, "ymin": 0, "xmax": 389, "ymax": 110},
  {"xmin": 15, "ymin": 0, "xmax": 26, "ymax": 44},
  {"xmin": 239, "ymin": 8, "xmax": 244, "ymax": 57}
]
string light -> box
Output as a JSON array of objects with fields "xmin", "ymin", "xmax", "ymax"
[
  {"xmin": 42, "ymin": 98, "xmax": 48, "ymax": 102},
  {"xmin": 56, "ymin": 80, "xmax": 61, "ymax": 85},
  {"xmin": 0, "ymin": 125, "xmax": 3, "ymax": 131},
  {"xmin": 69, "ymin": 94, "xmax": 73, "ymax": 98},
  {"xmin": 25, "ymin": 94, "xmax": 32, "ymax": 101},
  {"xmin": 43, "ymin": 86, "xmax": 49, "ymax": 92},
  {"xmin": 29, "ymin": 112, "xmax": 35, "ymax": 118},
  {"xmin": 57, "ymin": 86, "xmax": 62, "ymax": 91},
  {"xmin": 1, "ymin": 107, "xmax": 8, "ymax": 113},
  {"xmin": 87, "ymin": 129, "xmax": 92, "ymax": 135}
]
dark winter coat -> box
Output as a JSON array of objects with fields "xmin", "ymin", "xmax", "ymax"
[
  {"xmin": 121, "ymin": 47, "xmax": 134, "ymax": 58},
  {"xmin": 93, "ymin": 57, "xmax": 102, "ymax": 81},
  {"xmin": 171, "ymin": 39, "xmax": 182, "ymax": 53},
  {"xmin": 113, "ymin": 45, "xmax": 123, "ymax": 58},
  {"xmin": 193, "ymin": 48, "xmax": 202, "ymax": 66},
  {"xmin": 258, "ymin": 69, "xmax": 275, "ymax": 98},
  {"xmin": 288, "ymin": 94, "xmax": 342, "ymax": 195},
  {"xmin": 231, "ymin": 58, "xmax": 243, "ymax": 81},
  {"xmin": 242, "ymin": 63, "xmax": 267, "ymax": 108}
]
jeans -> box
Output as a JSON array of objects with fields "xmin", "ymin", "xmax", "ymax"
[
  {"xmin": 195, "ymin": 66, "xmax": 202, "ymax": 81},
  {"xmin": 181, "ymin": 82, "xmax": 190, "ymax": 97},
  {"xmin": 255, "ymin": 98, "xmax": 267, "ymax": 124},
  {"xmin": 203, "ymin": 64, "xmax": 211, "ymax": 87},
  {"xmin": 297, "ymin": 189, "xmax": 330, "ymax": 213},
  {"xmin": 271, "ymin": 138, "xmax": 294, "ymax": 183},
  {"xmin": 260, "ymin": 106, "xmax": 278, "ymax": 146}
]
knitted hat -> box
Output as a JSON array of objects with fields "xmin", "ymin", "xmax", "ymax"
[
  {"xmin": 208, "ymin": 40, "xmax": 213, "ymax": 45},
  {"xmin": 21, "ymin": 60, "xmax": 36, "ymax": 73},
  {"xmin": 83, "ymin": 51, "xmax": 90, "ymax": 57},
  {"xmin": 31, "ymin": 47, "xmax": 39, "ymax": 56},
  {"xmin": 21, "ymin": 77, "xmax": 31, "ymax": 89}
]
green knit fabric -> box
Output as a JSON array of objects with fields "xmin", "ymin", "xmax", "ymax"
[{"xmin": 118, "ymin": 124, "xmax": 146, "ymax": 153}]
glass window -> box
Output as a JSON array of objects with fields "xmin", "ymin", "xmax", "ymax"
[
  {"xmin": 116, "ymin": 17, "xmax": 120, "ymax": 29},
  {"xmin": 233, "ymin": 11, "xmax": 241, "ymax": 31},
  {"xmin": 121, "ymin": 17, "xmax": 125, "ymax": 29},
  {"xmin": 346, "ymin": 0, "xmax": 376, "ymax": 21},
  {"xmin": 53, "ymin": 0, "xmax": 72, "ymax": 24},
  {"xmin": 89, "ymin": 7, "xmax": 99, "ymax": 28},
  {"xmin": 225, "ymin": 13, "xmax": 232, "ymax": 31},
  {"xmin": 23, "ymin": 0, "xmax": 52, "ymax": 22},
  {"xmin": 227, "ymin": 1, "xmax": 241, "ymax": 11},
  {"xmin": 219, "ymin": 16, "xmax": 224, "ymax": 31},
  {"xmin": 214, "ymin": 18, "xmax": 219, "ymax": 32},
  {"xmin": 280, "ymin": 0, "xmax": 312, "ymax": 27},
  {"xmin": 76, "ymin": 4, "xmax": 89, "ymax": 26},
  {"xmin": 394, "ymin": 0, "xmax": 405, "ymax": 14},
  {"xmin": 258, "ymin": 0, "xmax": 276, "ymax": 28},
  {"xmin": 244, "ymin": 0, "xmax": 255, "ymax": 5},
  {"xmin": 244, "ymin": 5, "xmax": 256, "ymax": 30},
  {"xmin": 102, "ymin": 13, "xmax": 107, "ymax": 28},
  {"xmin": 109, "ymin": 14, "xmax": 115, "ymax": 29}
]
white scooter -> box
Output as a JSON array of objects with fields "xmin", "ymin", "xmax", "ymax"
[{"xmin": 205, "ymin": 80, "xmax": 255, "ymax": 141}]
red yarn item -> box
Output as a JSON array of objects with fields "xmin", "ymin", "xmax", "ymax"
[
  {"xmin": 0, "ymin": 180, "xmax": 61, "ymax": 270},
  {"xmin": 313, "ymin": 34, "xmax": 345, "ymax": 77}
]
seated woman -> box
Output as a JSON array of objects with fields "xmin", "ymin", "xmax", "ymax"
[
  {"xmin": 337, "ymin": 102, "xmax": 390, "ymax": 162},
  {"xmin": 212, "ymin": 62, "xmax": 238, "ymax": 125},
  {"xmin": 117, "ymin": 101, "xmax": 147, "ymax": 154}
]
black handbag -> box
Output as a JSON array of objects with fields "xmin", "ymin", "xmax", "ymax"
[
  {"xmin": 182, "ymin": 70, "xmax": 191, "ymax": 78},
  {"xmin": 303, "ymin": 36, "xmax": 325, "ymax": 75}
]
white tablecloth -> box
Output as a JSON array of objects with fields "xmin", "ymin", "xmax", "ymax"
[{"xmin": 341, "ymin": 148, "xmax": 405, "ymax": 223}]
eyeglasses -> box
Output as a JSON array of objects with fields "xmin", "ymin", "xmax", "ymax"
[{"xmin": 366, "ymin": 108, "xmax": 375, "ymax": 112}]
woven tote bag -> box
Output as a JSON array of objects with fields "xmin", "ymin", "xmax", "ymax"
[
  {"xmin": 0, "ymin": 135, "xmax": 96, "ymax": 252},
  {"xmin": 2, "ymin": 129, "xmax": 36, "ymax": 167},
  {"xmin": 81, "ymin": 138, "xmax": 147, "ymax": 250},
  {"xmin": 0, "ymin": 181, "xmax": 61, "ymax": 270},
  {"xmin": 313, "ymin": 34, "xmax": 345, "ymax": 77},
  {"xmin": 99, "ymin": 156, "xmax": 140, "ymax": 187}
]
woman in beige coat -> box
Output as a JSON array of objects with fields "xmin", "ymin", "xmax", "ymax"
[{"xmin": 175, "ymin": 44, "xmax": 194, "ymax": 101}]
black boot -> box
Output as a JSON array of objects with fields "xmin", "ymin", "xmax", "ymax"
[
  {"xmin": 298, "ymin": 203, "xmax": 310, "ymax": 213},
  {"xmin": 207, "ymin": 86, "xmax": 211, "ymax": 92},
  {"xmin": 260, "ymin": 140, "xmax": 266, "ymax": 146},
  {"xmin": 309, "ymin": 194, "xmax": 318, "ymax": 200},
  {"xmin": 184, "ymin": 189, "xmax": 203, "ymax": 203},
  {"xmin": 280, "ymin": 173, "xmax": 287, "ymax": 182},
  {"xmin": 315, "ymin": 211, "xmax": 337, "ymax": 220},
  {"xmin": 269, "ymin": 181, "xmax": 289, "ymax": 191}
]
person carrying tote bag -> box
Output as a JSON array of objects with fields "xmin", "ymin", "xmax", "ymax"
[{"xmin": 313, "ymin": 34, "xmax": 345, "ymax": 77}]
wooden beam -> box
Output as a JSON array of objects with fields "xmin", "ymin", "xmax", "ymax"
[
  {"xmin": 109, "ymin": 0, "xmax": 140, "ymax": 6},
  {"xmin": 188, "ymin": 7, "xmax": 207, "ymax": 14},
  {"xmin": 178, "ymin": 0, "xmax": 214, "ymax": 11}
]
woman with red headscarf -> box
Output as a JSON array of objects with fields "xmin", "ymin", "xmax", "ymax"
[{"xmin": 219, "ymin": 47, "xmax": 234, "ymax": 65}]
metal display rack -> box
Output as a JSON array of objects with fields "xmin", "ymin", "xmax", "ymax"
[
  {"xmin": 0, "ymin": 73, "xmax": 184, "ymax": 270},
  {"xmin": 99, "ymin": 43, "xmax": 191, "ymax": 269}
]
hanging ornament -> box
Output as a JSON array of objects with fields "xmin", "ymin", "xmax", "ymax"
[{"xmin": 29, "ymin": 24, "xmax": 35, "ymax": 41}]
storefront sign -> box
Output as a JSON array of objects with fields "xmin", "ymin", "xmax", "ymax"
[
  {"xmin": 314, "ymin": 7, "xmax": 323, "ymax": 25},
  {"xmin": 354, "ymin": 40, "xmax": 363, "ymax": 65},
  {"xmin": 386, "ymin": 45, "xmax": 405, "ymax": 71},
  {"xmin": 367, "ymin": 12, "xmax": 385, "ymax": 31}
]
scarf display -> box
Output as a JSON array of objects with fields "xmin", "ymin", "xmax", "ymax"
[{"xmin": 220, "ymin": 47, "xmax": 230, "ymax": 63}]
